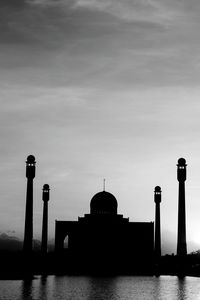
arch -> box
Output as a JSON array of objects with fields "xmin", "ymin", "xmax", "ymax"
[{"xmin": 63, "ymin": 235, "xmax": 69, "ymax": 249}]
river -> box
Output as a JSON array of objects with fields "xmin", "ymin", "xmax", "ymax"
[{"xmin": 0, "ymin": 275, "xmax": 200, "ymax": 299}]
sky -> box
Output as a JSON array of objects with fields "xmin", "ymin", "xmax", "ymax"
[{"xmin": 1, "ymin": 0, "xmax": 200, "ymax": 253}]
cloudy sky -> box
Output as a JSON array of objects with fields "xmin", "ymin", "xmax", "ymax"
[{"xmin": 1, "ymin": 0, "xmax": 200, "ymax": 253}]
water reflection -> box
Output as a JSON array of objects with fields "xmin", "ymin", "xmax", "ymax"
[
  {"xmin": 21, "ymin": 279, "xmax": 33, "ymax": 300},
  {"xmin": 40, "ymin": 275, "xmax": 47, "ymax": 285},
  {"xmin": 86, "ymin": 277, "xmax": 118, "ymax": 300},
  {"xmin": 38, "ymin": 275, "xmax": 48, "ymax": 299},
  {"xmin": 177, "ymin": 277, "xmax": 187, "ymax": 300},
  {"xmin": 152, "ymin": 277, "xmax": 162, "ymax": 300},
  {"xmin": 16, "ymin": 275, "xmax": 200, "ymax": 300}
]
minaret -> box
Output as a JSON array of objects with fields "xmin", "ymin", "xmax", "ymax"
[
  {"xmin": 23, "ymin": 155, "xmax": 36, "ymax": 253},
  {"xmin": 177, "ymin": 158, "xmax": 187, "ymax": 256},
  {"xmin": 154, "ymin": 186, "xmax": 162, "ymax": 259},
  {"xmin": 41, "ymin": 184, "xmax": 50, "ymax": 254}
]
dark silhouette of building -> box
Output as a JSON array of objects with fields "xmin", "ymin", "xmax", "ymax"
[
  {"xmin": 23, "ymin": 155, "xmax": 36, "ymax": 253},
  {"xmin": 177, "ymin": 158, "xmax": 187, "ymax": 256},
  {"xmin": 154, "ymin": 186, "xmax": 162, "ymax": 259},
  {"xmin": 41, "ymin": 184, "xmax": 50, "ymax": 254},
  {"xmin": 55, "ymin": 190, "xmax": 154, "ymax": 273}
]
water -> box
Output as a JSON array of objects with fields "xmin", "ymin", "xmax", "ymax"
[{"xmin": 0, "ymin": 276, "xmax": 200, "ymax": 300}]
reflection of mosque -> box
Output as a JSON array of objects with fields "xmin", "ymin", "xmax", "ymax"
[{"xmin": 55, "ymin": 190, "xmax": 154, "ymax": 272}]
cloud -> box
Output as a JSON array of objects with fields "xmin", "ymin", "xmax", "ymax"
[
  {"xmin": 0, "ymin": 0, "xmax": 169, "ymax": 48},
  {"xmin": 0, "ymin": 0, "xmax": 26, "ymax": 8},
  {"xmin": 0, "ymin": 0, "xmax": 200, "ymax": 90},
  {"xmin": 73, "ymin": 0, "xmax": 200, "ymax": 26}
]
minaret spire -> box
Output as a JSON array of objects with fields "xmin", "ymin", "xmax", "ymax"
[
  {"xmin": 154, "ymin": 186, "xmax": 162, "ymax": 259},
  {"xmin": 23, "ymin": 155, "xmax": 36, "ymax": 253},
  {"xmin": 41, "ymin": 184, "xmax": 50, "ymax": 254},
  {"xmin": 177, "ymin": 157, "xmax": 187, "ymax": 256}
]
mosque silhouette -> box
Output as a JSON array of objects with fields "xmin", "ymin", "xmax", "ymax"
[
  {"xmin": 55, "ymin": 190, "xmax": 154, "ymax": 273},
  {"xmin": 22, "ymin": 155, "xmax": 188, "ymax": 274}
]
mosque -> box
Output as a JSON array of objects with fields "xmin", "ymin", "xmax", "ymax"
[
  {"xmin": 23, "ymin": 155, "xmax": 187, "ymax": 274},
  {"xmin": 54, "ymin": 189, "xmax": 154, "ymax": 273}
]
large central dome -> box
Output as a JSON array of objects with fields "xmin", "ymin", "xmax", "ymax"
[{"xmin": 90, "ymin": 191, "xmax": 118, "ymax": 215}]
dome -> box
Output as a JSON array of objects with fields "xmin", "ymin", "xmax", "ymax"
[
  {"xmin": 155, "ymin": 186, "xmax": 161, "ymax": 192},
  {"xmin": 27, "ymin": 155, "xmax": 35, "ymax": 163},
  {"xmin": 178, "ymin": 158, "xmax": 186, "ymax": 166},
  {"xmin": 90, "ymin": 191, "xmax": 118, "ymax": 215},
  {"xmin": 43, "ymin": 184, "xmax": 50, "ymax": 190}
]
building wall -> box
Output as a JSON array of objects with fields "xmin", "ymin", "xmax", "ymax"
[{"xmin": 55, "ymin": 216, "xmax": 154, "ymax": 272}]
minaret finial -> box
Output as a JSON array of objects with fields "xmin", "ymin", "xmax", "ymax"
[{"xmin": 103, "ymin": 178, "xmax": 106, "ymax": 191}]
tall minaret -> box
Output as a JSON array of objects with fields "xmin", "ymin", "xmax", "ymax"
[
  {"xmin": 23, "ymin": 155, "xmax": 36, "ymax": 253},
  {"xmin": 154, "ymin": 186, "xmax": 162, "ymax": 259},
  {"xmin": 41, "ymin": 184, "xmax": 50, "ymax": 254},
  {"xmin": 177, "ymin": 158, "xmax": 187, "ymax": 256}
]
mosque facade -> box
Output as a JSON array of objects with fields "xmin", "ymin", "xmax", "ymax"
[{"xmin": 55, "ymin": 190, "xmax": 154, "ymax": 273}]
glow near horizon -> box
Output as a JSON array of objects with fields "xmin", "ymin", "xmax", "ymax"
[{"xmin": 1, "ymin": 0, "xmax": 200, "ymax": 253}]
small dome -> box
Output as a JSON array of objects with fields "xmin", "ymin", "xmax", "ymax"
[
  {"xmin": 43, "ymin": 184, "xmax": 50, "ymax": 190},
  {"xmin": 27, "ymin": 155, "xmax": 35, "ymax": 163},
  {"xmin": 155, "ymin": 186, "xmax": 161, "ymax": 192},
  {"xmin": 178, "ymin": 158, "xmax": 186, "ymax": 166},
  {"xmin": 90, "ymin": 191, "xmax": 118, "ymax": 215}
]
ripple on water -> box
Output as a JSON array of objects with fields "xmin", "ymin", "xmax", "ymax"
[{"xmin": 0, "ymin": 275, "xmax": 200, "ymax": 300}]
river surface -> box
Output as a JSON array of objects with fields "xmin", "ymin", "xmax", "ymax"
[{"xmin": 0, "ymin": 275, "xmax": 200, "ymax": 300}]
